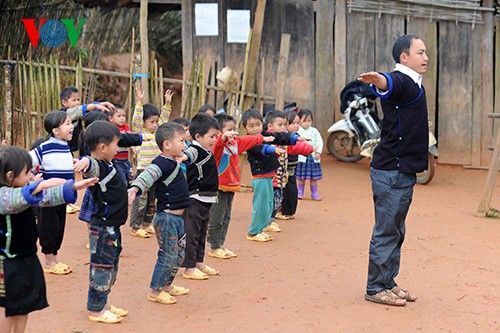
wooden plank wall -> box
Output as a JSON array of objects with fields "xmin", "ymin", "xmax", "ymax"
[{"xmin": 183, "ymin": 0, "xmax": 496, "ymax": 166}]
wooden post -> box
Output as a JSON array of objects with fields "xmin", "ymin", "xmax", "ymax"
[
  {"xmin": 239, "ymin": 28, "xmax": 253, "ymax": 117},
  {"xmin": 333, "ymin": 0, "xmax": 347, "ymax": 120},
  {"xmin": 275, "ymin": 33, "xmax": 291, "ymax": 111},
  {"xmin": 182, "ymin": 0, "xmax": 193, "ymax": 93},
  {"xmin": 258, "ymin": 56, "xmax": 265, "ymax": 114},
  {"xmin": 315, "ymin": 0, "xmax": 335, "ymax": 144},
  {"xmin": 3, "ymin": 64, "xmax": 12, "ymax": 144},
  {"xmin": 241, "ymin": 0, "xmax": 267, "ymax": 112},
  {"xmin": 477, "ymin": 128, "xmax": 500, "ymax": 216},
  {"xmin": 140, "ymin": 0, "xmax": 149, "ymax": 103}
]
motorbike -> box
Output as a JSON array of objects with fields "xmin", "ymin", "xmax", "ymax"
[{"xmin": 326, "ymin": 80, "xmax": 438, "ymax": 185}]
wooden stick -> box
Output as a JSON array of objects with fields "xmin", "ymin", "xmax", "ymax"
[
  {"xmin": 477, "ymin": 129, "xmax": 500, "ymax": 216},
  {"xmin": 140, "ymin": 0, "xmax": 149, "ymax": 103},
  {"xmin": 3, "ymin": 63, "xmax": 12, "ymax": 144},
  {"xmin": 275, "ymin": 33, "xmax": 291, "ymax": 110}
]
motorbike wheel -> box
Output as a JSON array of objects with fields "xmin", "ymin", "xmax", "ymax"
[
  {"xmin": 327, "ymin": 131, "xmax": 363, "ymax": 162},
  {"xmin": 416, "ymin": 153, "xmax": 436, "ymax": 185}
]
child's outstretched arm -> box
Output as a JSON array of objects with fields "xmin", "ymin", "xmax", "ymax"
[
  {"xmin": 132, "ymin": 85, "xmax": 145, "ymax": 133},
  {"xmin": 159, "ymin": 89, "xmax": 173, "ymax": 125},
  {"xmin": 127, "ymin": 163, "xmax": 164, "ymax": 204}
]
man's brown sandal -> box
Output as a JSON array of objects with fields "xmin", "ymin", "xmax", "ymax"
[
  {"xmin": 391, "ymin": 286, "xmax": 418, "ymax": 301},
  {"xmin": 364, "ymin": 289, "xmax": 407, "ymax": 306}
]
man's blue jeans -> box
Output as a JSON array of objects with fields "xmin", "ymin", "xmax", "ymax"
[
  {"xmin": 366, "ymin": 168, "xmax": 416, "ymax": 295},
  {"xmin": 87, "ymin": 225, "xmax": 122, "ymax": 312},
  {"xmin": 150, "ymin": 212, "xmax": 185, "ymax": 290}
]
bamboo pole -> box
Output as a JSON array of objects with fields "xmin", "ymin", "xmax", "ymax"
[
  {"xmin": 55, "ymin": 57, "xmax": 61, "ymax": 106},
  {"xmin": 258, "ymin": 56, "xmax": 265, "ymax": 114},
  {"xmin": 238, "ymin": 28, "xmax": 253, "ymax": 123},
  {"xmin": 140, "ymin": 0, "xmax": 149, "ymax": 103},
  {"xmin": 29, "ymin": 59, "xmax": 36, "ymax": 145},
  {"xmin": 159, "ymin": 67, "xmax": 164, "ymax": 108},
  {"xmin": 18, "ymin": 63, "xmax": 29, "ymax": 147},
  {"xmin": 3, "ymin": 64, "xmax": 12, "ymax": 144},
  {"xmin": 154, "ymin": 58, "xmax": 159, "ymax": 107},
  {"xmin": 43, "ymin": 60, "xmax": 50, "ymax": 115},
  {"xmin": 50, "ymin": 55, "xmax": 56, "ymax": 111}
]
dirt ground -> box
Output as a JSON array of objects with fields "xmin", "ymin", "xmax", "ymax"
[{"xmin": 26, "ymin": 156, "xmax": 500, "ymax": 333}]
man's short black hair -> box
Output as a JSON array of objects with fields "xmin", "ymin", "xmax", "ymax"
[
  {"xmin": 189, "ymin": 112, "xmax": 220, "ymax": 138},
  {"xmin": 214, "ymin": 113, "xmax": 235, "ymax": 129},
  {"xmin": 84, "ymin": 120, "xmax": 120, "ymax": 152},
  {"xmin": 264, "ymin": 110, "xmax": 286, "ymax": 128},
  {"xmin": 143, "ymin": 103, "xmax": 160, "ymax": 121},
  {"xmin": 155, "ymin": 122, "xmax": 185, "ymax": 149},
  {"xmin": 392, "ymin": 34, "xmax": 419, "ymax": 64},
  {"xmin": 241, "ymin": 109, "xmax": 263, "ymax": 127},
  {"xmin": 60, "ymin": 86, "xmax": 79, "ymax": 101}
]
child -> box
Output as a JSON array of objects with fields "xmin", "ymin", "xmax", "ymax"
[
  {"xmin": 297, "ymin": 109, "xmax": 324, "ymax": 200},
  {"xmin": 197, "ymin": 104, "xmax": 216, "ymax": 116},
  {"xmin": 266, "ymin": 111, "xmax": 314, "ymax": 224},
  {"xmin": 60, "ymin": 86, "xmax": 114, "ymax": 153},
  {"xmin": 29, "ymin": 111, "xmax": 76, "ymax": 274},
  {"xmin": 108, "ymin": 105, "xmax": 134, "ymax": 185},
  {"xmin": 127, "ymin": 122, "xmax": 191, "ymax": 304},
  {"xmin": 276, "ymin": 110, "xmax": 302, "ymax": 220},
  {"xmin": 75, "ymin": 121, "xmax": 130, "ymax": 324},
  {"xmin": 241, "ymin": 109, "xmax": 307, "ymax": 242},
  {"xmin": 0, "ymin": 146, "xmax": 97, "ymax": 333},
  {"xmin": 171, "ymin": 117, "xmax": 192, "ymax": 176},
  {"xmin": 207, "ymin": 114, "xmax": 274, "ymax": 259},
  {"xmin": 129, "ymin": 87, "xmax": 172, "ymax": 238},
  {"xmin": 180, "ymin": 113, "xmax": 221, "ymax": 280}
]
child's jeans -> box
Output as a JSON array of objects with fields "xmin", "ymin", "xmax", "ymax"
[
  {"xmin": 87, "ymin": 225, "xmax": 122, "ymax": 312},
  {"xmin": 114, "ymin": 159, "xmax": 132, "ymax": 186},
  {"xmin": 150, "ymin": 211, "xmax": 185, "ymax": 290},
  {"xmin": 248, "ymin": 177, "xmax": 273, "ymax": 235},
  {"xmin": 130, "ymin": 170, "xmax": 156, "ymax": 229},
  {"xmin": 207, "ymin": 191, "xmax": 235, "ymax": 249}
]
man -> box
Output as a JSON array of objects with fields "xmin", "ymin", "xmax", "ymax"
[{"xmin": 358, "ymin": 34, "xmax": 429, "ymax": 306}]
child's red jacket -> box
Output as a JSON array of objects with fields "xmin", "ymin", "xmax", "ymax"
[{"xmin": 212, "ymin": 134, "xmax": 264, "ymax": 192}]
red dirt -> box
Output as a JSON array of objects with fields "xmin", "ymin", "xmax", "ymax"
[{"xmin": 27, "ymin": 156, "xmax": 500, "ymax": 332}]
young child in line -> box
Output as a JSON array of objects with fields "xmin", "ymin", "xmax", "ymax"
[
  {"xmin": 297, "ymin": 109, "xmax": 324, "ymax": 200},
  {"xmin": 75, "ymin": 121, "xmax": 130, "ymax": 324},
  {"xmin": 266, "ymin": 111, "xmax": 314, "ymax": 224},
  {"xmin": 0, "ymin": 146, "xmax": 97, "ymax": 333},
  {"xmin": 242, "ymin": 109, "xmax": 308, "ymax": 242},
  {"xmin": 29, "ymin": 111, "xmax": 77, "ymax": 274},
  {"xmin": 60, "ymin": 86, "xmax": 115, "ymax": 153},
  {"xmin": 127, "ymin": 122, "xmax": 191, "ymax": 305},
  {"xmin": 207, "ymin": 114, "xmax": 274, "ymax": 259},
  {"xmin": 276, "ymin": 110, "xmax": 303, "ymax": 220},
  {"xmin": 60, "ymin": 86, "xmax": 114, "ymax": 214},
  {"xmin": 108, "ymin": 104, "xmax": 134, "ymax": 185},
  {"xmin": 129, "ymin": 87, "xmax": 172, "ymax": 238},
  {"xmin": 197, "ymin": 104, "xmax": 216, "ymax": 117},
  {"xmin": 179, "ymin": 113, "xmax": 222, "ymax": 280},
  {"xmin": 171, "ymin": 117, "xmax": 192, "ymax": 176}
]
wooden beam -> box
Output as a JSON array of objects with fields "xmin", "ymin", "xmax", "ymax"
[
  {"xmin": 315, "ymin": 0, "xmax": 335, "ymax": 142},
  {"xmin": 477, "ymin": 129, "xmax": 500, "ymax": 215},
  {"xmin": 481, "ymin": 0, "xmax": 495, "ymax": 166},
  {"xmin": 140, "ymin": 0, "xmax": 149, "ymax": 102},
  {"xmin": 333, "ymin": 0, "xmax": 346, "ymax": 120},
  {"xmin": 182, "ymin": 0, "xmax": 193, "ymax": 91},
  {"xmin": 241, "ymin": 0, "xmax": 267, "ymax": 112},
  {"xmin": 275, "ymin": 33, "xmax": 291, "ymax": 111}
]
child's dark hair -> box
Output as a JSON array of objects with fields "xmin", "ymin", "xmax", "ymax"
[
  {"xmin": 44, "ymin": 110, "xmax": 69, "ymax": 137},
  {"xmin": 264, "ymin": 110, "xmax": 286, "ymax": 128},
  {"xmin": 108, "ymin": 104, "xmax": 125, "ymax": 116},
  {"xmin": 392, "ymin": 34, "xmax": 419, "ymax": 63},
  {"xmin": 298, "ymin": 108, "xmax": 313, "ymax": 121},
  {"xmin": 78, "ymin": 111, "xmax": 110, "ymax": 155},
  {"xmin": 0, "ymin": 146, "xmax": 33, "ymax": 186},
  {"xmin": 84, "ymin": 121, "xmax": 120, "ymax": 152},
  {"xmin": 30, "ymin": 137, "xmax": 45, "ymax": 150},
  {"xmin": 214, "ymin": 113, "xmax": 235, "ymax": 129},
  {"xmin": 241, "ymin": 109, "xmax": 263, "ymax": 127},
  {"xmin": 284, "ymin": 110, "xmax": 299, "ymax": 125},
  {"xmin": 60, "ymin": 86, "xmax": 79, "ymax": 101},
  {"xmin": 155, "ymin": 122, "xmax": 185, "ymax": 149},
  {"xmin": 143, "ymin": 103, "xmax": 160, "ymax": 121},
  {"xmin": 189, "ymin": 112, "xmax": 220, "ymax": 138},
  {"xmin": 198, "ymin": 104, "xmax": 216, "ymax": 114},
  {"xmin": 171, "ymin": 117, "xmax": 190, "ymax": 127}
]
